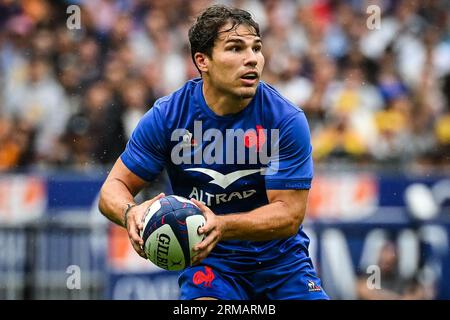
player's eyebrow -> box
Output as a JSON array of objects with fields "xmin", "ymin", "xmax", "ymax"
[{"xmin": 224, "ymin": 38, "xmax": 262, "ymax": 45}]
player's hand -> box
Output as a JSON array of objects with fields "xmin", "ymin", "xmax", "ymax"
[
  {"xmin": 126, "ymin": 192, "xmax": 165, "ymax": 259},
  {"xmin": 190, "ymin": 199, "xmax": 224, "ymax": 265}
]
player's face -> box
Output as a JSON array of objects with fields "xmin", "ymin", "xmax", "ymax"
[{"xmin": 205, "ymin": 23, "xmax": 264, "ymax": 100}]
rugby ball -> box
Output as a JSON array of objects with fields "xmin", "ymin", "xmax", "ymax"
[{"xmin": 140, "ymin": 195, "xmax": 205, "ymax": 271}]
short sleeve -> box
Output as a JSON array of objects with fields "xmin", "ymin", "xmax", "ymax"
[
  {"xmin": 264, "ymin": 111, "xmax": 313, "ymax": 190},
  {"xmin": 120, "ymin": 103, "xmax": 168, "ymax": 181}
]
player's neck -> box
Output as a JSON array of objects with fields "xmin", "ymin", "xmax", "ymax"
[{"xmin": 202, "ymin": 82, "xmax": 252, "ymax": 116}]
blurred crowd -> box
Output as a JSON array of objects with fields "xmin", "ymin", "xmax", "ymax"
[{"xmin": 0, "ymin": 0, "xmax": 449, "ymax": 173}]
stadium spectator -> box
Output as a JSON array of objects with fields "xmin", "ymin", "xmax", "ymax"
[
  {"xmin": 63, "ymin": 81, "xmax": 125, "ymax": 167},
  {"xmin": 120, "ymin": 77, "xmax": 151, "ymax": 139},
  {"xmin": 3, "ymin": 56, "xmax": 71, "ymax": 165},
  {"xmin": 356, "ymin": 240, "xmax": 434, "ymax": 300}
]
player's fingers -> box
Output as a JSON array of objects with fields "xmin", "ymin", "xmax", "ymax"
[
  {"xmin": 135, "ymin": 210, "xmax": 148, "ymax": 231},
  {"xmin": 128, "ymin": 222, "xmax": 144, "ymax": 247},
  {"xmin": 191, "ymin": 199, "xmax": 215, "ymax": 234},
  {"xmin": 134, "ymin": 211, "xmax": 144, "ymax": 231},
  {"xmin": 198, "ymin": 218, "xmax": 214, "ymax": 235},
  {"xmin": 127, "ymin": 220, "xmax": 146, "ymax": 258},
  {"xmin": 199, "ymin": 210, "xmax": 222, "ymax": 236},
  {"xmin": 191, "ymin": 254, "xmax": 202, "ymax": 265},
  {"xmin": 130, "ymin": 240, "xmax": 147, "ymax": 258},
  {"xmin": 131, "ymin": 236, "xmax": 147, "ymax": 258},
  {"xmin": 191, "ymin": 256, "xmax": 201, "ymax": 265},
  {"xmin": 202, "ymin": 239, "xmax": 218, "ymax": 260},
  {"xmin": 192, "ymin": 249, "xmax": 206, "ymax": 265},
  {"xmin": 192, "ymin": 236, "xmax": 218, "ymax": 265},
  {"xmin": 194, "ymin": 228, "xmax": 218, "ymax": 252},
  {"xmin": 190, "ymin": 198, "xmax": 210, "ymax": 214},
  {"xmin": 138, "ymin": 193, "xmax": 165, "ymax": 229},
  {"xmin": 143, "ymin": 192, "xmax": 165, "ymax": 207}
]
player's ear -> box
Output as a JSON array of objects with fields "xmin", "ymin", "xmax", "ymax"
[{"xmin": 194, "ymin": 52, "xmax": 209, "ymax": 73}]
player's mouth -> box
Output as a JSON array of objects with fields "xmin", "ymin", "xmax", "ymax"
[{"xmin": 240, "ymin": 71, "xmax": 259, "ymax": 86}]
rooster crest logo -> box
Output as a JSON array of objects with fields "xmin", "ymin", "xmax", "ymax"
[
  {"xmin": 193, "ymin": 266, "xmax": 215, "ymax": 288},
  {"xmin": 307, "ymin": 280, "xmax": 321, "ymax": 292}
]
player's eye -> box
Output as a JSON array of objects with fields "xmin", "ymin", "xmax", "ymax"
[
  {"xmin": 253, "ymin": 46, "xmax": 262, "ymax": 52},
  {"xmin": 228, "ymin": 46, "xmax": 241, "ymax": 52}
]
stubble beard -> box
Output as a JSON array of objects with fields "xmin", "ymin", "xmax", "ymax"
[{"xmin": 238, "ymin": 85, "xmax": 257, "ymax": 100}]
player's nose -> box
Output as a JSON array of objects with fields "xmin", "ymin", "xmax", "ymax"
[{"xmin": 244, "ymin": 48, "xmax": 258, "ymax": 67}]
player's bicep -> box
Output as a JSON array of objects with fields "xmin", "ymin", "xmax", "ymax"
[
  {"xmin": 106, "ymin": 158, "xmax": 149, "ymax": 196},
  {"xmin": 266, "ymin": 189, "xmax": 309, "ymax": 226}
]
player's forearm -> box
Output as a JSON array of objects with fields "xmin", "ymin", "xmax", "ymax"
[
  {"xmin": 98, "ymin": 178, "xmax": 136, "ymax": 228},
  {"xmin": 219, "ymin": 201, "xmax": 304, "ymax": 241}
]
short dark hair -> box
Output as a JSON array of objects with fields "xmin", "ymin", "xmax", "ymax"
[{"xmin": 188, "ymin": 5, "xmax": 260, "ymax": 74}]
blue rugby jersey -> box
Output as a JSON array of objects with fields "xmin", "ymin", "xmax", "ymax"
[{"xmin": 121, "ymin": 78, "xmax": 314, "ymax": 271}]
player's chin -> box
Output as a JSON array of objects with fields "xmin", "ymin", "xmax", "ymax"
[{"xmin": 238, "ymin": 86, "xmax": 258, "ymax": 99}]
